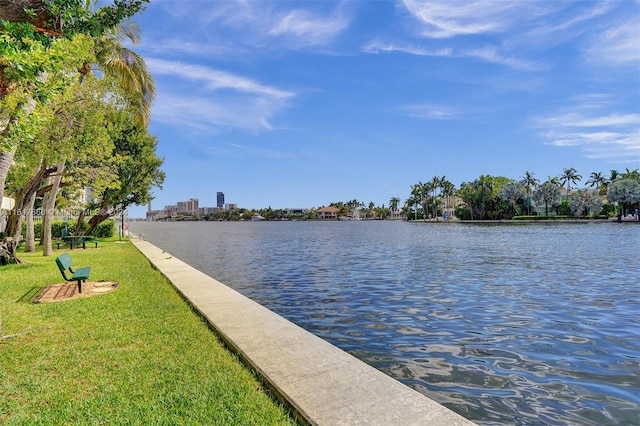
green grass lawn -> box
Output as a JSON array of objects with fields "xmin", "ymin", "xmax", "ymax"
[{"xmin": 0, "ymin": 241, "xmax": 297, "ymax": 425}]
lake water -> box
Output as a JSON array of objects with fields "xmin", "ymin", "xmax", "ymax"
[{"xmin": 129, "ymin": 220, "xmax": 639, "ymax": 425}]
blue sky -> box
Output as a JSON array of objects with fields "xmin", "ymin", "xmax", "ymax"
[{"xmin": 126, "ymin": 0, "xmax": 639, "ymax": 217}]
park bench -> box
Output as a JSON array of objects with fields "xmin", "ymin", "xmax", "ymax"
[{"xmin": 55, "ymin": 253, "xmax": 91, "ymax": 293}]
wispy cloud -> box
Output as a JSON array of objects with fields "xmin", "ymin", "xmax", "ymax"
[
  {"xmin": 583, "ymin": 17, "xmax": 640, "ymax": 69},
  {"xmin": 363, "ymin": 40, "xmax": 452, "ymax": 57},
  {"xmin": 392, "ymin": 0, "xmax": 632, "ymax": 72},
  {"xmin": 147, "ymin": 58, "xmax": 294, "ymax": 100},
  {"xmin": 401, "ymin": 0, "xmax": 523, "ymax": 39},
  {"xmin": 401, "ymin": 104, "xmax": 458, "ymax": 120},
  {"xmin": 191, "ymin": 140, "xmax": 297, "ymax": 160},
  {"xmin": 195, "ymin": 1, "xmax": 350, "ymax": 50},
  {"xmin": 533, "ymin": 109, "xmax": 640, "ymax": 163},
  {"xmin": 363, "ymin": 40, "xmax": 539, "ymax": 71},
  {"xmin": 266, "ymin": 7, "xmax": 350, "ymax": 48},
  {"xmin": 146, "ymin": 59, "xmax": 295, "ymax": 133}
]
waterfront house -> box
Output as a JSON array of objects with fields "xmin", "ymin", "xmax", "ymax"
[{"xmin": 317, "ymin": 206, "xmax": 340, "ymax": 220}]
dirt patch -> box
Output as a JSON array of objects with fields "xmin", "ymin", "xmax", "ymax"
[{"xmin": 33, "ymin": 281, "xmax": 119, "ymax": 303}]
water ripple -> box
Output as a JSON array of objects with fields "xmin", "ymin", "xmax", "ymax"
[{"xmin": 131, "ymin": 221, "xmax": 640, "ymax": 425}]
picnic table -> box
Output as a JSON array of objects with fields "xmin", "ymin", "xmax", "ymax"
[{"xmin": 58, "ymin": 235, "xmax": 99, "ymax": 250}]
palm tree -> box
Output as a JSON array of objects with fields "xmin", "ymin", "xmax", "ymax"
[
  {"xmin": 520, "ymin": 171, "xmax": 539, "ymax": 215},
  {"xmin": 609, "ymin": 169, "xmax": 621, "ymax": 183},
  {"xmin": 1, "ymin": 1, "xmax": 150, "ymax": 230},
  {"xmin": 477, "ymin": 175, "xmax": 494, "ymax": 220},
  {"xmin": 421, "ymin": 181, "xmax": 433, "ymax": 220},
  {"xmin": 389, "ymin": 196, "xmax": 400, "ymax": 212},
  {"xmin": 440, "ymin": 179, "xmax": 455, "ymax": 219},
  {"xmin": 621, "ymin": 168, "xmax": 640, "ymax": 182},
  {"xmin": 79, "ymin": 19, "xmax": 155, "ymax": 127},
  {"xmin": 586, "ymin": 171, "xmax": 608, "ymax": 196},
  {"xmin": 429, "ymin": 175, "xmax": 442, "ymax": 220},
  {"xmin": 559, "ymin": 167, "xmax": 582, "ymax": 200},
  {"xmin": 410, "ymin": 183, "xmax": 423, "ymax": 220}
]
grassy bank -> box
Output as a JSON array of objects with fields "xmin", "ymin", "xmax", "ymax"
[{"xmin": 0, "ymin": 241, "xmax": 296, "ymax": 425}]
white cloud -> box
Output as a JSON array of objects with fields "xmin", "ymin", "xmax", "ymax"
[
  {"xmin": 533, "ymin": 110, "xmax": 640, "ymax": 162},
  {"xmin": 147, "ymin": 58, "xmax": 294, "ymax": 100},
  {"xmin": 583, "ymin": 18, "xmax": 640, "ymax": 68},
  {"xmin": 197, "ymin": 1, "xmax": 350, "ymax": 50},
  {"xmin": 363, "ymin": 40, "xmax": 538, "ymax": 71},
  {"xmin": 152, "ymin": 91, "xmax": 285, "ymax": 134},
  {"xmin": 395, "ymin": 0, "xmax": 634, "ymax": 72},
  {"xmin": 402, "ymin": 104, "xmax": 457, "ymax": 120},
  {"xmin": 363, "ymin": 40, "xmax": 452, "ymax": 57},
  {"xmin": 145, "ymin": 58, "xmax": 295, "ymax": 133},
  {"xmin": 267, "ymin": 8, "xmax": 350, "ymax": 47},
  {"xmin": 401, "ymin": 0, "xmax": 526, "ymax": 39}
]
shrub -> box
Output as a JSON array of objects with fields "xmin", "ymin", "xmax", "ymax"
[{"xmin": 22, "ymin": 219, "xmax": 115, "ymax": 238}]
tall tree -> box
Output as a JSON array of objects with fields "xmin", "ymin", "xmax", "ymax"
[
  {"xmin": 609, "ymin": 169, "xmax": 621, "ymax": 183},
  {"xmin": 499, "ymin": 181, "xmax": 526, "ymax": 218},
  {"xmin": 621, "ymin": 168, "xmax": 640, "ymax": 182},
  {"xmin": 520, "ymin": 171, "xmax": 539, "ymax": 215},
  {"xmin": 410, "ymin": 183, "xmax": 422, "ymax": 220},
  {"xmin": 586, "ymin": 171, "xmax": 608, "ymax": 196},
  {"xmin": 440, "ymin": 178, "xmax": 455, "ymax": 219},
  {"xmin": 607, "ymin": 179, "xmax": 640, "ymax": 217},
  {"xmin": 569, "ymin": 189, "xmax": 603, "ymax": 217},
  {"xmin": 428, "ymin": 175, "xmax": 442, "ymax": 220},
  {"xmin": 79, "ymin": 15, "xmax": 155, "ymax": 127},
  {"xmin": 0, "ymin": 0, "xmax": 148, "ymax": 227},
  {"xmin": 559, "ymin": 167, "xmax": 582, "ymax": 200},
  {"xmin": 534, "ymin": 180, "xmax": 561, "ymax": 217},
  {"xmin": 389, "ymin": 196, "xmax": 400, "ymax": 212},
  {"xmin": 79, "ymin": 108, "xmax": 164, "ymax": 236}
]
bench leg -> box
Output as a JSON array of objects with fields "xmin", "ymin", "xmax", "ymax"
[{"xmin": 77, "ymin": 280, "xmax": 83, "ymax": 293}]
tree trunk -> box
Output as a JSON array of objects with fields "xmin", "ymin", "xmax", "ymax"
[
  {"xmin": 74, "ymin": 208, "xmax": 87, "ymax": 235},
  {"xmin": 0, "ymin": 148, "xmax": 16, "ymax": 205},
  {"xmin": 84, "ymin": 208, "xmax": 115, "ymax": 236},
  {"xmin": 42, "ymin": 160, "xmax": 65, "ymax": 257},
  {"xmin": 0, "ymin": 0, "xmax": 47, "ymax": 24},
  {"xmin": 1, "ymin": 158, "xmax": 54, "ymax": 264},
  {"xmin": 38, "ymin": 174, "xmax": 53, "ymax": 247},
  {"xmin": 24, "ymin": 191, "xmax": 37, "ymax": 252}
]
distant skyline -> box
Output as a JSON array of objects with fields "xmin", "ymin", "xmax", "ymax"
[{"xmin": 125, "ymin": 1, "xmax": 639, "ymax": 218}]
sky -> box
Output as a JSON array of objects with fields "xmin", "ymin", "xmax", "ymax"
[{"xmin": 125, "ymin": 0, "xmax": 639, "ymax": 218}]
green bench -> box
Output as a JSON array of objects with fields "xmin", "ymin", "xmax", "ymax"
[
  {"xmin": 55, "ymin": 253, "xmax": 91, "ymax": 293},
  {"xmin": 56, "ymin": 236, "xmax": 99, "ymax": 250}
]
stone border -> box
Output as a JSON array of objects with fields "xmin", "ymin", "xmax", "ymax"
[{"xmin": 131, "ymin": 238, "xmax": 475, "ymax": 426}]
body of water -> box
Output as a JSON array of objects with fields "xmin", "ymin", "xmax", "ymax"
[{"xmin": 129, "ymin": 220, "xmax": 639, "ymax": 425}]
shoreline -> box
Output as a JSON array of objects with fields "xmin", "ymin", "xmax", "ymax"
[{"xmin": 130, "ymin": 236, "xmax": 475, "ymax": 425}]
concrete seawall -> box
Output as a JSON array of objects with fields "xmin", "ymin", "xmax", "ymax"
[{"xmin": 131, "ymin": 238, "xmax": 475, "ymax": 426}]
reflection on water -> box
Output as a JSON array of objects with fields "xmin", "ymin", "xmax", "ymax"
[{"xmin": 130, "ymin": 221, "xmax": 640, "ymax": 425}]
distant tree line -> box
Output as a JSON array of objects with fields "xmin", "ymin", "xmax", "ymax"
[{"xmin": 402, "ymin": 168, "xmax": 640, "ymax": 221}]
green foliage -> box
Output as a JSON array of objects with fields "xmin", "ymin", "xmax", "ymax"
[
  {"xmin": 601, "ymin": 204, "xmax": 617, "ymax": 217},
  {"xmin": 45, "ymin": 0, "xmax": 149, "ymax": 38},
  {"xmin": 455, "ymin": 205, "xmax": 471, "ymax": 220},
  {"xmin": 81, "ymin": 108, "xmax": 164, "ymax": 234},
  {"xmin": 558, "ymin": 200, "xmax": 572, "ymax": 216},
  {"xmin": 22, "ymin": 219, "xmax": 114, "ymax": 238},
  {"xmin": 0, "ymin": 242, "xmax": 294, "ymax": 424}
]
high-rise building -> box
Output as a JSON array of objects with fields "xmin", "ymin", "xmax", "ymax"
[{"xmin": 217, "ymin": 192, "xmax": 224, "ymax": 209}]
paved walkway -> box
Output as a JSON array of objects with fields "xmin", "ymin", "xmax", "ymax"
[{"xmin": 131, "ymin": 238, "xmax": 476, "ymax": 426}]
